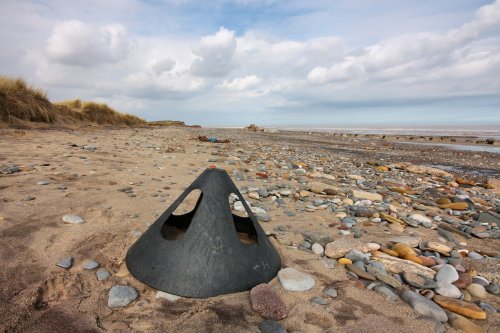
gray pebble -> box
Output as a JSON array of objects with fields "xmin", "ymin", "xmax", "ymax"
[
  {"xmin": 108, "ymin": 285, "xmax": 139, "ymax": 309},
  {"xmin": 56, "ymin": 256, "xmax": 73, "ymax": 269},
  {"xmin": 83, "ymin": 260, "xmax": 99, "ymax": 270}
]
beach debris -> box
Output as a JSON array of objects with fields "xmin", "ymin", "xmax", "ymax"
[{"xmin": 196, "ymin": 135, "xmax": 230, "ymax": 143}]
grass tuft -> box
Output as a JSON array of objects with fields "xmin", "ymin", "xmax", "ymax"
[{"xmin": 0, "ymin": 75, "xmax": 146, "ymax": 127}]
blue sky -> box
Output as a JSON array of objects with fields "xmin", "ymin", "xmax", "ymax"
[{"xmin": 1, "ymin": 0, "xmax": 499, "ymax": 127}]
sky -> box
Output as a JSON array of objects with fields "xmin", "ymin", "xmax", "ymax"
[{"xmin": 1, "ymin": 0, "xmax": 499, "ymax": 127}]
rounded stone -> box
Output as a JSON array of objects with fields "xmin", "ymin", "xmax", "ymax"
[
  {"xmin": 96, "ymin": 269, "xmax": 111, "ymax": 281},
  {"xmin": 62, "ymin": 214, "xmax": 85, "ymax": 224},
  {"xmin": 465, "ymin": 284, "xmax": 487, "ymax": 299},
  {"xmin": 250, "ymin": 284, "xmax": 287, "ymax": 320},
  {"xmin": 401, "ymin": 290, "xmax": 448, "ymax": 323},
  {"xmin": 258, "ymin": 319, "xmax": 287, "ymax": 333},
  {"xmin": 83, "ymin": 260, "xmax": 99, "ymax": 270},
  {"xmin": 311, "ymin": 243, "xmax": 324, "ymax": 255},
  {"xmin": 108, "ymin": 285, "xmax": 138, "ymax": 309},
  {"xmin": 435, "ymin": 264, "xmax": 459, "ymax": 284},
  {"xmin": 435, "ymin": 282, "xmax": 462, "ymax": 299},
  {"xmin": 277, "ymin": 267, "xmax": 315, "ymax": 291}
]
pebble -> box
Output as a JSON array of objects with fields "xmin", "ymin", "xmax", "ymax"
[
  {"xmin": 432, "ymin": 295, "xmax": 486, "ymax": 319},
  {"xmin": 338, "ymin": 258, "xmax": 352, "ymax": 265},
  {"xmin": 388, "ymin": 236, "xmax": 421, "ymax": 247},
  {"xmin": 96, "ymin": 269, "xmax": 111, "ymax": 281},
  {"xmin": 323, "ymin": 287, "xmax": 338, "ymax": 298},
  {"xmin": 324, "ymin": 238, "xmax": 368, "ymax": 259},
  {"xmin": 83, "ymin": 260, "xmax": 99, "ymax": 270},
  {"xmin": 108, "ymin": 285, "xmax": 138, "ymax": 309},
  {"xmin": 453, "ymin": 272, "xmax": 472, "ymax": 289},
  {"xmin": 310, "ymin": 296, "xmax": 328, "ymax": 305},
  {"xmin": 62, "ymin": 214, "xmax": 85, "ymax": 224},
  {"xmin": 56, "ymin": 256, "xmax": 73, "ymax": 269},
  {"xmin": 258, "ymin": 319, "xmax": 287, "ymax": 333},
  {"xmin": 465, "ymin": 284, "xmax": 487, "ymax": 299},
  {"xmin": 435, "ymin": 264, "xmax": 459, "ymax": 284},
  {"xmin": 366, "ymin": 243, "xmax": 380, "ymax": 251},
  {"xmin": 351, "ymin": 190, "xmax": 383, "ymax": 201},
  {"xmin": 468, "ymin": 252, "xmax": 483, "ymax": 259},
  {"xmin": 408, "ymin": 214, "xmax": 432, "ymax": 227},
  {"xmin": 311, "ymin": 243, "xmax": 324, "ymax": 255},
  {"xmin": 345, "ymin": 264, "xmax": 376, "ymax": 281},
  {"xmin": 402, "ymin": 271, "xmax": 438, "ymax": 289},
  {"xmin": 400, "ymin": 290, "xmax": 448, "ymax": 323},
  {"xmin": 374, "ymin": 285, "xmax": 398, "ymax": 301},
  {"xmin": 446, "ymin": 311, "xmax": 484, "ymax": 333},
  {"xmin": 485, "ymin": 283, "xmax": 499, "ymax": 295},
  {"xmin": 344, "ymin": 249, "xmax": 371, "ymax": 262},
  {"xmin": 435, "ymin": 282, "xmax": 462, "ymax": 298},
  {"xmin": 250, "ymin": 284, "xmax": 287, "ymax": 320},
  {"xmin": 37, "ymin": 180, "xmax": 50, "ymax": 185},
  {"xmin": 277, "ymin": 268, "xmax": 315, "ymax": 291}
]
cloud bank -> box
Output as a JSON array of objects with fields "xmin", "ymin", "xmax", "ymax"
[{"xmin": 0, "ymin": 0, "xmax": 499, "ymax": 126}]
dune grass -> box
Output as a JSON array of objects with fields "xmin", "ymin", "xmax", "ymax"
[{"xmin": 0, "ymin": 75, "xmax": 146, "ymax": 127}]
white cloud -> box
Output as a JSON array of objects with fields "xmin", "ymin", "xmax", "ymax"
[
  {"xmin": 307, "ymin": 0, "xmax": 500, "ymax": 85},
  {"xmin": 218, "ymin": 75, "xmax": 261, "ymax": 90},
  {"xmin": 190, "ymin": 27, "xmax": 237, "ymax": 77},
  {"xmin": 150, "ymin": 58, "xmax": 176, "ymax": 75},
  {"xmin": 46, "ymin": 20, "xmax": 131, "ymax": 66}
]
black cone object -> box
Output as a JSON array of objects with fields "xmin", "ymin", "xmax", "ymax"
[{"xmin": 126, "ymin": 168, "xmax": 281, "ymax": 298}]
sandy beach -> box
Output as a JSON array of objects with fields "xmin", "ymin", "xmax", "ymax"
[{"xmin": 0, "ymin": 126, "xmax": 499, "ymax": 332}]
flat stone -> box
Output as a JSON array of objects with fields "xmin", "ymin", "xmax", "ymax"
[
  {"xmin": 435, "ymin": 264, "xmax": 459, "ymax": 284},
  {"xmin": 402, "ymin": 271, "xmax": 438, "ymax": 289},
  {"xmin": 83, "ymin": 260, "xmax": 99, "ymax": 270},
  {"xmin": 277, "ymin": 267, "xmax": 315, "ymax": 291},
  {"xmin": 344, "ymin": 249, "xmax": 371, "ymax": 262},
  {"xmin": 446, "ymin": 311, "xmax": 484, "ymax": 333},
  {"xmin": 310, "ymin": 296, "xmax": 328, "ymax": 305},
  {"xmin": 432, "ymin": 295, "xmax": 486, "ymax": 320},
  {"xmin": 408, "ymin": 214, "xmax": 432, "ymax": 226},
  {"xmin": 374, "ymin": 285, "xmax": 398, "ymax": 301},
  {"xmin": 37, "ymin": 180, "xmax": 50, "ymax": 185},
  {"xmin": 401, "ymin": 290, "xmax": 448, "ymax": 323},
  {"xmin": 453, "ymin": 272, "xmax": 472, "ymax": 289},
  {"xmin": 420, "ymin": 242, "xmax": 451, "ymax": 256},
  {"xmin": 301, "ymin": 230, "xmax": 333, "ymax": 247},
  {"xmin": 324, "ymin": 238, "xmax": 369, "ymax": 259},
  {"xmin": 388, "ymin": 236, "xmax": 421, "ymax": 247},
  {"xmin": 435, "ymin": 282, "xmax": 462, "ymax": 298},
  {"xmin": 96, "ymin": 269, "xmax": 111, "ymax": 281},
  {"xmin": 108, "ymin": 285, "xmax": 138, "ymax": 309},
  {"xmin": 351, "ymin": 190, "xmax": 383, "ymax": 201},
  {"xmin": 62, "ymin": 214, "xmax": 85, "ymax": 224},
  {"xmin": 345, "ymin": 264, "xmax": 376, "ymax": 280},
  {"xmin": 323, "ymin": 287, "xmax": 338, "ymax": 298},
  {"xmin": 372, "ymin": 251, "xmax": 436, "ymax": 279},
  {"xmin": 250, "ymin": 284, "xmax": 287, "ymax": 320},
  {"xmin": 56, "ymin": 256, "xmax": 73, "ymax": 269},
  {"xmin": 465, "ymin": 284, "xmax": 487, "ymax": 299},
  {"xmin": 258, "ymin": 319, "xmax": 287, "ymax": 333}
]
